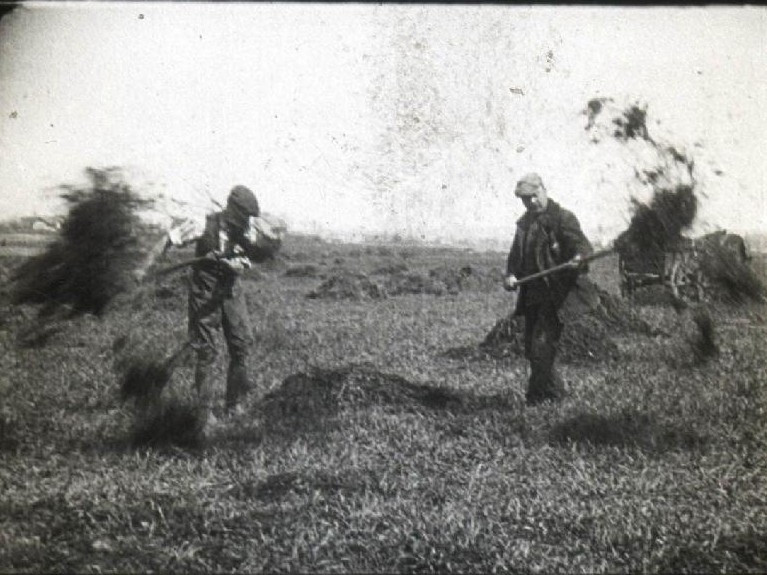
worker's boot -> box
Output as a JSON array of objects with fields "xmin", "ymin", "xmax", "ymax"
[
  {"xmin": 526, "ymin": 364, "xmax": 564, "ymax": 405},
  {"xmin": 225, "ymin": 359, "xmax": 250, "ymax": 416}
]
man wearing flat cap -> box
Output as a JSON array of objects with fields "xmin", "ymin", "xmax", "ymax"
[
  {"xmin": 136, "ymin": 185, "xmax": 270, "ymax": 428},
  {"xmin": 504, "ymin": 173, "xmax": 593, "ymax": 404}
]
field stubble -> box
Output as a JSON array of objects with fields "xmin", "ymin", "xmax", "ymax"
[{"xmin": 1, "ymin": 233, "xmax": 766, "ymax": 573}]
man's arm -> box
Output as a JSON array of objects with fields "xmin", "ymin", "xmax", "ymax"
[
  {"xmin": 559, "ymin": 210, "xmax": 593, "ymax": 271},
  {"xmin": 133, "ymin": 235, "xmax": 172, "ymax": 283},
  {"xmin": 504, "ymin": 229, "xmax": 523, "ymax": 291},
  {"xmin": 133, "ymin": 218, "xmax": 204, "ymax": 283}
]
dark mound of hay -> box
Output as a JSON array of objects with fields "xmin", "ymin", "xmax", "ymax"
[
  {"xmin": 307, "ymin": 271, "xmax": 386, "ymax": 300},
  {"xmin": 284, "ymin": 264, "xmax": 320, "ymax": 278},
  {"xmin": 479, "ymin": 279, "xmax": 661, "ymax": 363},
  {"xmin": 260, "ymin": 364, "xmax": 512, "ymax": 434},
  {"xmin": 11, "ymin": 167, "xmax": 151, "ymax": 317},
  {"xmin": 385, "ymin": 265, "xmax": 502, "ymax": 296},
  {"xmin": 131, "ymin": 399, "xmax": 205, "ymax": 449},
  {"xmin": 306, "ymin": 266, "xmax": 501, "ymax": 300},
  {"xmin": 371, "ymin": 260, "xmax": 409, "ymax": 276},
  {"xmin": 384, "ymin": 271, "xmax": 447, "ymax": 296},
  {"xmin": 428, "ymin": 265, "xmax": 501, "ymax": 294}
]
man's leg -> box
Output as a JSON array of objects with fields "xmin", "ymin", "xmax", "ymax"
[
  {"xmin": 526, "ymin": 300, "xmax": 565, "ymax": 404},
  {"xmin": 188, "ymin": 270, "xmax": 221, "ymax": 423},
  {"xmin": 222, "ymin": 279, "xmax": 254, "ymax": 413}
]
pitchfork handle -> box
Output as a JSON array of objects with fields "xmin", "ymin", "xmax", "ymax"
[{"xmin": 511, "ymin": 248, "xmax": 615, "ymax": 287}]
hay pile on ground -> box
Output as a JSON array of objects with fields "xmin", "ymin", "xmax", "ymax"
[
  {"xmin": 11, "ymin": 167, "xmax": 150, "ymax": 318},
  {"xmin": 259, "ymin": 364, "xmax": 512, "ymax": 435},
  {"xmin": 371, "ymin": 260, "xmax": 409, "ymax": 276},
  {"xmin": 284, "ymin": 264, "xmax": 321, "ymax": 278},
  {"xmin": 386, "ymin": 265, "xmax": 502, "ymax": 296},
  {"xmin": 478, "ymin": 278, "xmax": 661, "ymax": 364},
  {"xmin": 306, "ymin": 270, "xmax": 386, "ymax": 300},
  {"xmin": 307, "ymin": 265, "xmax": 503, "ymax": 300}
]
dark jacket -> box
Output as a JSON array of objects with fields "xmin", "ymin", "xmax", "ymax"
[
  {"xmin": 193, "ymin": 212, "xmax": 250, "ymax": 282},
  {"xmin": 507, "ymin": 199, "xmax": 593, "ymax": 311}
]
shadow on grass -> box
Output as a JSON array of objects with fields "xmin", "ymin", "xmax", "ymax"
[
  {"xmin": 258, "ymin": 363, "xmax": 516, "ymax": 439},
  {"xmin": 658, "ymin": 531, "xmax": 767, "ymax": 573},
  {"xmin": 0, "ymin": 412, "xmax": 21, "ymax": 453},
  {"xmin": 232, "ymin": 467, "xmax": 380, "ymax": 503},
  {"xmin": 549, "ymin": 410, "xmax": 709, "ymax": 453}
]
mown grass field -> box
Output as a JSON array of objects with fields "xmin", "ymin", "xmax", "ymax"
[{"xmin": 1, "ymin": 232, "xmax": 766, "ymax": 573}]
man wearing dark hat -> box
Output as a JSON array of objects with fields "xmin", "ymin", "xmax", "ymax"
[
  {"xmin": 504, "ymin": 173, "xmax": 593, "ymax": 404},
  {"xmin": 135, "ymin": 185, "xmax": 264, "ymax": 427}
]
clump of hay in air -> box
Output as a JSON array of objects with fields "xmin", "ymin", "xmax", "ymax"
[
  {"xmin": 11, "ymin": 167, "xmax": 151, "ymax": 318},
  {"xmin": 616, "ymin": 184, "xmax": 698, "ymax": 257}
]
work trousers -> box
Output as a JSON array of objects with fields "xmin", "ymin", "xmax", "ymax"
[
  {"xmin": 188, "ymin": 266, "xmax": 253, "ymax": 412},
  {"xmin": 522, "ymin": 299, "xmax": 565, "ymax": 404}
]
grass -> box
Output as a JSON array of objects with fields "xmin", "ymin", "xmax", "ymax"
[{"xmin": 1, "ymin": 232, "xmax": 766, "ymax": 573}]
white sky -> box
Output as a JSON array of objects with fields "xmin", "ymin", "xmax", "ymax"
[{"xmin": 0, "ymin": 2, "xmax": 765, "ymax": 246}]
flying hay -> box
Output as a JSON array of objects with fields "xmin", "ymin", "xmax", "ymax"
[
  {"xmin": 697, "ymin": 239, "xmax": 766, "ymax": 304},
  {"xmin": 11, "ymin": 167, "xmax": 152, "ymax": 318},
  {"xmin": 116, "ymin": 341, "xmax": 202, "ymax": 449},
  {"xmin": 616, "ymin": 184, "xmax": 698, "ymax": 256}
]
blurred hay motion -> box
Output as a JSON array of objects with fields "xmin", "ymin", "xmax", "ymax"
[
  {"xmin": 114, "ymin": 334, "xmax": 204, "ymax": 449},
  {"xmin": 698, "ymin": 241, "xmax": 766, "ymax": 304},
  {"xmin": 689, "ymin": 307, "xmax": 718, "ymax": 362},
  {"xmin": 11, "ymin": 167, "xmax": 151, "ymax": 319}
]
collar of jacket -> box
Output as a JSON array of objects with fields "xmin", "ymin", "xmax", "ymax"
[{"xmin": 516, "ymin": 199, "xmax": 562, "ymax": 230}]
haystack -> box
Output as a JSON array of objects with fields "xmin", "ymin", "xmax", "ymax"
[
  {"xmin": 259, "ymin": 364, "xmax": 513, "ymax": 436},
  {"xmin": 480, "ymin": 278, "xmax": 660, "ymax": 363},
  {"xmin": 307, "ymin": 271, "xmax": 386, "ymax": 300}
]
